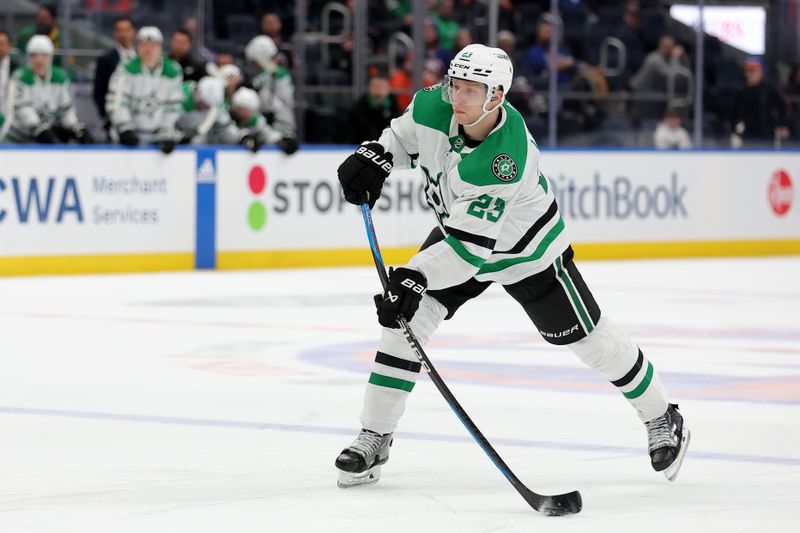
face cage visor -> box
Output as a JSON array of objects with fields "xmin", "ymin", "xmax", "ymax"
[{"xmin": 441, "ymin": 75, "xmax": 493, "ymax": 107}]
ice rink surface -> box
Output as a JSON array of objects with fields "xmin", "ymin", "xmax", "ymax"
[{"xmin": 1, "ymin": 257, "xmax": 799, "ymax": 532}]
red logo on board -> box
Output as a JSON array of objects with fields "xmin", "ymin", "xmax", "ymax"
[{"xmin": 768, "ymin": 170, "xmax": 793, "ymax": 216}]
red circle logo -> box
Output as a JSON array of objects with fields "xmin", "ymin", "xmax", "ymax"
[
  {"xmin": 768, "ymin": 169, "xmax": 793, "ymax": 216},
  {"xmin": 249, "ymin": 165, "xmax": 267, "ymax": 195}
]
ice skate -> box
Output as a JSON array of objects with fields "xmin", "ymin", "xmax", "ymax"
[
  {"xmin": 645, "ymin": 403, "xmax": 690, "ymax": 481},
  {"xmin": 335, "ymin": 429, "xmax": 393, "ymax": 488}
]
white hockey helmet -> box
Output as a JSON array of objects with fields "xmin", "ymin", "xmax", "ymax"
[
  {"xmin": 137, "ymin": 26, "xmax": 164, "ymax": 44},
  {"xmin": 196, "ymin": 77, "xmax": 225, "ymax": 107},
  {"xmin": 26, "ymin": 35, "xmax": 54, "ymax": 56},
  {"xmin": 245, "ymin": 35, "xmax": 277, "ymax": 71},
  {"xmin": 218, "ymin": 64, "xmax": 243, "ymax": 81},
  {"xmin": 231, "ymin": 87, "xmax": 261, "ymax": 113},
  {"xmin": 444, "ymin": 44, "xmax": 513, "ymax": 104}
]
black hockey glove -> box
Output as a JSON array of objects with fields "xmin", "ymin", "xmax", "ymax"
[
  {"xmin": 119, "ymin": 129, "xmax": 139, "ymax": 147},
  {"xmin": 374, "ymin": 267, "xmax": 427, "ymax": 328},
  {"xmin": 34, "ymin": 127, "xmax": 58, "ymax": 144},
  {"xmin": 73, "ymin": 127, "xmax": 94, "ymax": 145},
  {"xmin": 157, "ymin": 139, "xmax": 176, "ymax": 154},
  {"xmin": 277, "ymin": 136, "xmax": 299, "ymax": 155},
  {"xmin": 338, "ymin": 142, "xmax": 393, "ymax": 208},
  {"xmin": 241, "ymin": 134, "xmax": 261, "ymax": 153}
]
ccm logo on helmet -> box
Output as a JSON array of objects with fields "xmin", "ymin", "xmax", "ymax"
[{"xmin": 356, "ymin": 146, "xmax": 393, "ymax": 173}]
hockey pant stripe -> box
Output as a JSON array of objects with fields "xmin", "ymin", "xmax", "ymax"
[
  {"xmin": 611, "ymin": 349, "xmax": 645, "ymax": 387},
  {"xmin": 554, "ymin": 255, "xmax": 595, "ymax": 334}
]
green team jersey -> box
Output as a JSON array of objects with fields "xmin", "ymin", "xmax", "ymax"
[
  {"xmin": 4, "ymin": 65, "xmax": 79, "ymax": 142},
  {"xmin": 376, "ymin": 85, "xmax": 570, "ymax": 289},
  {"xmin": 106, "ymin": 56, "xmax": 183, "ymax": 142}
]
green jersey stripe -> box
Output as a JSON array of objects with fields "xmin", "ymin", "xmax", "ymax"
[
  {"xmin": 478, "ymin": 217, "xmax": 565, "ymax": 274},
  {"xmin": 368, "ymin": 372, "xmax": 415, "ymax": 392},
  {"xmin": 555, "ymin": 256, "xmax": 594, "ymax": 333},
  {"xmin": 444, "ymin": 235, "xmax": 487, "ymax": 268},
  {"xmin": 538, "ymin": 172, "xmax": 549, "ymax": 193},
  {"xmin": 623, "ymin": 362, "xmax": 654, "ymax": 399}
]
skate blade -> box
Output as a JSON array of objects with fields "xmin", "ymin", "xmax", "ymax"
[
  {"xmin": 664, "ymin": 427, "xmax": 691, "ymax": 482},
  {"xmin": 337, "ymin": 465, "xmax": 381, "ymax": 489}
]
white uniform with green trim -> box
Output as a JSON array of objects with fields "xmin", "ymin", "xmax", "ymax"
[
  {"xmin": 252, "ymin": 66, "xmax": 296, "ymax": 137},
  {"xmin": 357, "ymin": 85, "xmax": 672, "ymax": 437},
  {"xmin": 3, "ymin": 65, "xmax": 80, "ymax": 142},
  {"xmin": 106, "ymin": 56, "xmax": 183, "ymax": 143},
  {"xmin": 377, "ymin": 85, "xmax": 568, "ymax": 290},
  {"xmin": 177, "ymin": 80, "xmax": 244, "ymax": 145}
]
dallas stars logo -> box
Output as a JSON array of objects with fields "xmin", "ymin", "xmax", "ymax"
[
  {"xmin": 423, "ymin": 83, "xmax": 441, "ymax": 92},
  {"xmin": 492, "ymin": 154, "xmax": 518, "ymax": 182}
]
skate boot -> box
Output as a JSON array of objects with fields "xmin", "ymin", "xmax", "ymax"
[
  {"xmin": 645, "ymin": 403, "xmax": 690, "ymax": 481},
  {"xmin": 335, "ymin": 429, "xmax": 393, "ymax": 488}
]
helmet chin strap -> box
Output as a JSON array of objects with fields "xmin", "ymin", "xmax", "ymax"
[{"xmin": 463, "ymin": 93, "xmax": 501, "ymax": 128}]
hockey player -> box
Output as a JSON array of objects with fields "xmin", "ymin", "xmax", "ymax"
[
  {"xmin": 106, "ymin": 26, "xmax": 183, "ymax": 153},
  {"xmin": 335, "ymin": 44, "xmax": 690, "ymax": 488},
  {"xmin": 244, "ymin": 36, "xmax": 298, "ymax": 143},
  {"xmin": 177, "ymin": 76, "xmax": 260, "ymax": 150},
  {"xmin": 230, "ymin": 87, "xmax": 298, "ymax": 154},
  {"xmin": 3, "ymin": 36, "xmax": 92, "ymax": 144}
]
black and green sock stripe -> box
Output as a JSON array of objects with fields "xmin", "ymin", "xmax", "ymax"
[{"xmin": 611, "ymin": 349, "xmax": 654, "ymax": 399}]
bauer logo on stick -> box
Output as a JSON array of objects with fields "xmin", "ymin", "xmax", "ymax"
[{"xmin": 492, "ymin": 154, "xmax": 518, "ymax": 182}]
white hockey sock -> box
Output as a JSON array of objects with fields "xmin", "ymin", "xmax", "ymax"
[
  {"xmin": 568, "ymin": 316, "xmax": 669, "ymax": 422},
  {"xmin": 360, "ymin": 295, "xmax": 447, "ymax": 434}
]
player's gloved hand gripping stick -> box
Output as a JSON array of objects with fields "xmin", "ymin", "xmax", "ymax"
[{"xmin": 359, "ymin": 202, "xmax": 582, "ymax": 516}]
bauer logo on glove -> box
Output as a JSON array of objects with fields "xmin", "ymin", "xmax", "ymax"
[{"xmin": 374, "ymin": 267, "xmax": 427, "ymax": 328}]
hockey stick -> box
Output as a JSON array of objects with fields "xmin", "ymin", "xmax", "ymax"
[{"xmin": 359, "ymin": 202, "xmax": 582, "ymax": 516}]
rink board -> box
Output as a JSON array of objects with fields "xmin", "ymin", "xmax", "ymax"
[{"xmin": 1, "ymin": 146, "xmax": 799, "ymax": 275}]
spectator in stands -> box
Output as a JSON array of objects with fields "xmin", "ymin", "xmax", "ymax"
[
  {"xmin": 454, "ymin": 0, "xmax": 487, "ymax": 40},
  {"xmin": 183, "ymin": 17, "xmax": 215, "ymax": 63},
  {"xmin": 731, "ymin": 57, "xmax": 789, "ymax": 146},
  {"xmin": 349, "ymin": 67, "xmax": 400, "ymax": 143},
  {"xmin": 106, "ymin": 26, "xmax": 183, "ymax": 153},
  {"xmin": 630, "ymin": 35, "xmax": 691, "ymax": 121},
  {"xmin": 522, "ymin": 17, "xmax": 576, "ymax": 87},
  {"xmin": 169, "ymin": 30, "xmax": 208, "ymax": 83},
  {"xmin": 15, "ymin": 4, "xmax": 62, "ymax": 57},
  {"xmin": 783, "ymin": 65, "xmax": 800, "ymax": 141},
  {"xmin": 454, "ymin": 28, "xmax": 472, "ymax": 54},
  {"xmin": 93, "ymin": 16, "xmax": 136, "ymax": 128},
  {"xmin": 497, "ymin": 30, "xmax": 519, "ymax": 69},
  {"xmin": 385, "ymin": 0, "xmax": 413, "ymax": 29},
  {"xmin": 434, "ymin": 0, "xmax": 460, "ymax": 51},
  {"xmin": 424, "ymin": 20, "xmax": 448, "ymax": 78},
  {"xmin": 653, "ymin": 108, "xmax": 692, "ymax": 149},
  {"xmin": 0, "ymin": 30, "xmax": 19, "ymax": 125},
  {"xmin": 214, "ymin": 49, "xmax": 236, "ymax": 68},
  {"xmin": 630, "ymin": 35, "xmax": 690, "ymax": 95},
  {"xmin": 390, "ymin": 51, "xmax": 413, "ymax": 111},
  {"xmin": 245, "ymin": 36, "xmax": 298, "ymax": 147},
  {"xmin": 4, "ymin": 36, "xmax": 91, "ymax": 144},
  {"xmin": 260, "ymin": 12, "xmax": 295, "ymax": 69},
  {"xmin": 230, "ymin": 86, "xmax": 298, "ymax": 154}
]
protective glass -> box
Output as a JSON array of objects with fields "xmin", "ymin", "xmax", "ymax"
[{"xmin": 442, "ymin": 75, "xmax": 489, "ymax": 106}]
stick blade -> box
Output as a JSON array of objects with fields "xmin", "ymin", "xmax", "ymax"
[{"xmin": 521, "ymin": 487, "xmax": 582, "ymax": 516}]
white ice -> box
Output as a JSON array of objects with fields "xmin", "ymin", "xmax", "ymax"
[{"xmin": 1, "ymin": 257, "xmax": 799, "ymax": 532}]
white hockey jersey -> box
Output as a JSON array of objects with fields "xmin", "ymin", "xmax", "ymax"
[
  {"xmin": 3, "ymin": 65, "xmax": 80, "ymax": 142},
  {"xmin": 106, "ymin": 56, "xmax": 183, "ymax": 143},
  {"xmin": 376, "ymin": 85, "xmax": 570, "ymax": 290}
]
